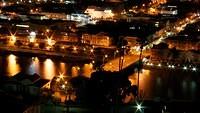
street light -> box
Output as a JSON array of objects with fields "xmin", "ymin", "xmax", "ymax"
[
  {"xmin": 103, "ymin": 54, "xmax": 108, "ymax": 64},
  {"xmin": 137, "ymin": 104, "xmax": 142, "ymax": 111},
  {"xmin": 29, "ymin": 31, "xmax": 36, "ymax": 43},
  {"xmin": 46, "ymin": 37, "xmax": 56, "ymax": 50},
  {"xmin": 137, "ymin": 45, "xmax": 143, "ymax": 99},
  {"xmin": 183, "ymin": 66, "xmax": 187, "ymax": 70},
  {"xmin": 58, "ymin": 73, "xmax": 64, "ymax": 79},
  {"xmin": 192, "ymin": 67, "xmax": 197, "ymax": 71},
  {"xmin": 114, "ymin": 49, "xmax": 119, "ymax": 58},
  {"xmin": 9, "ymin": 35, "xmax": 16, "ymax": 46},
  {"xmin": 134, "ymin": 101, "xmax": 144, "ymax": 113},
  {"xmin": 90, "ymin": 48, "xmax": 94, "ymax": 53}
]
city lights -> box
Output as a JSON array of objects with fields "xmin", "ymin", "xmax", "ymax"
[
  {"xmin": 135, "ymin": 102, "xmax": 144, "ymax": 113},
  {"xmin": 58, "ymin": 73, "xmax": 64, "ymax": 79},
  {"xmin": 137, "ymin": 104, "xmax": 142, "ymax": 110},
  {"xmin": 61, "ymin": 84, "xmax": 65, "ymax": 89},
  {"xmin": 192, "ymin": 67, "xmax": 197, "ymax": 71},
  {"xmin": 29, "ymin": 31, "xmax": 36, "ymax": 43},
  {"xmin": 183, "ymin": 66, "xmax": 187, "ymax": 70},
  {"xmin": 144, "ymin": 62, "xmax": 198, "ymax": 72},
  {"xmin": 90, "ymin": 49, "xmax": 94, "ymax": 53},
  {"xmin": 0, "ymin": 1, "xmax": 200, "ymax": 112},
  {"xmin": 10, "ymin": 35, "xmax": 16, "ymax": 42},
  {"xmin": 46, "ymin": 38, "xmax": 55, "ymax": 46},
  {"xmin": 73, "ymin": 46, "xmax": 77, "ymax": 51}
]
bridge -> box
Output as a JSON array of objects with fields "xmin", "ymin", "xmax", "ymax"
[{"xmin": 103, "ymin": 54, "xmax": 140, "ymax": 72}]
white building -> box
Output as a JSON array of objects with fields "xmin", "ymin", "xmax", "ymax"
[{"xmin": 84, "ymin": 6, "xmax": 114, "ymax": 20}]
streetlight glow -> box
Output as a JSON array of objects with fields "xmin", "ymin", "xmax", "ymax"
[
  {"xmin": 58, "ymin": 72, "xmax": 64, "ymax": 79},
  {"xmin": 90, "ymin": 49, "xmax": 94, "ymax": 53},
  {"xmin": 157, "ymin": 63, "xmax": 161, "ymax": 67},
  {"xmin": 105, "ymin": 54, "xmax": 108, "ymax": 58},
  {"xmin": 46, "ymin": 38, "xmax": 55, "ymax": 46},
  {"xmin": 192, "ymin": 67, "xmax": 197, "ymax": 71},
  {"xmin": 10, "ymin": 35, "xmax": 16, "ymax": 42},
  {"xmin": 73, "ymin": 46, "xmax": 77, "ymax": 51},
  {"xmin": 137, "ymin": 104, "xmax": 142, "ymax": 110},
  {"xmin": 183, "ymin": 66, "xmax": 187, "ymax": 70},
  {"xmin": 61, "ymin": 84, "xmax": 65, "ymax": 89}
]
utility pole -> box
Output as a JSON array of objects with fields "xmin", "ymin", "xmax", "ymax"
[
  {"xmin": 137, "ymin": 42, "xmax": 144, "ymax": 99},
  {"xmin": 118, "ymin": 36, "xmax": 127, "ymax": 71}
]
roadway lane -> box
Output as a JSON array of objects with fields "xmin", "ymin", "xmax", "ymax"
[{"xmin": 103, "ymin": 54, "xmax": 140, "ymax": 72}]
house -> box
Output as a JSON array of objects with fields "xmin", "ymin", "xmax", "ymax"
[{"xmin": 1, "ymin": 72, "xmax": 50, "ymax": 96}]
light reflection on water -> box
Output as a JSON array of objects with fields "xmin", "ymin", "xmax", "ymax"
[
  {"xmin": 59, "ymin": 62, "xmax": 66, "ymax": 74},
  {"xmin": 43, "ymin": 58, "xmax": 56, "ymax": 80},
  {"xmin": 82, "ymin": 63, "xmax": 93, "ymax": 78},
  {"xmin": 6, "ymin": 54, "xmax": 20, "ymax": 76},
  {"xmin": 1, "ymin": 54, "xmax": 93, "ymax": 80},
  {"xmin": 0, "ymin": 54, "xmax": 199, "ymax": 100},
  {"xmin": 128, "ymin": 69, "xmax": 199, "ymax": 100},
  {"xmin": 71, "ymin": 66, "xmax": 79, "ymax": 77}
]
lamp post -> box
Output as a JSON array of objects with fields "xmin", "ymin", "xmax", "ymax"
[
  {"xmin": 118, "ymin": 36, "xmax": 127, "ymax": 71},
  {"xmin": 137, "ymin": 44, "xmax": 143, "ymax": 99}
]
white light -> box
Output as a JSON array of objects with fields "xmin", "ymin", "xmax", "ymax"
[
  {"xmin": 192, "ymin": 67, "xmax": 197, "ymax": 71},
  {"xmin": 46, "ymin": 38, "xmax": 55, "ymax": 46},
  {"xmin": 2, "ymin": 2, "xmax": 6, "ymax": 6},
  {"xmin": 183, "ymin": 66, "xmax": 187, "ymax": 70},
  {"xmin": 92, "ymin": 60, "xmax": 95, "ymax": 64},
  {"xmin": 61, "ymin": 84, "xmax": 65, "ymax": 89},
  {"xmin": 58, "ymin": 73, "xmax": 64, "ymax": 79},
  {"xmin": 29, "ymin": 37, "xmax": 35, "ymax": 43},
  {"xmin": 16, "ymin": 24, "xmax": 29, "ymax": 28},
  {"xmin": 171, "ymin": 65, "xmax": 175, "ymax": 68},
  {"xmin": 137, "ymin": 104, "xmax": 142, "ymax": 110},
  {"xmin": 142, "ymin": 58, "xmax": 148, "ymax": 63},
  {"xmin": 73, "ymin": 46, "xmax": 77, "ymax": 51},
  {"xmin": 105, "ymin": 54, "xmax": 108, "ymax": 58},
  {"xmin": 90, "ymin": 49, "xmax": 94, "ymax": 53},
  {"xmin": 157, "ymin": 63, "xmax": 161, "ymax": 67},
  {"xmin": 115, "ymin": 50, "xmax": 119, "ymax": 53},
  {"xmin": 30, "ymin": 31, "xmax": 36, "ymax": 37},
  {"xmin": 168, "ymin": 65, "xmax": 171, "ymax": 68}
]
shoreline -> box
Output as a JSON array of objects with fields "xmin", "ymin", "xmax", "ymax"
[{"xmin": 0, "ymin": 46, "xmax": 94, "ymax": 63}]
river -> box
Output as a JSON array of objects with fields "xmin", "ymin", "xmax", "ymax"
[
  {"xmin": 0, "ymin": 54, "xmax": 94, "ymax": 79},
  {"xmin": 0, "ymin": 54, "xmax": 199, "ymax": 101}
]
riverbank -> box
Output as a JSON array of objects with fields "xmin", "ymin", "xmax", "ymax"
[{"xmin": 0, "ymin": 46, "xmax": 94, "ymax": 63}]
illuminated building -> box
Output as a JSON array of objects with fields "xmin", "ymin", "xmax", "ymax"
[
  {"xmin": 85, "ymin": 6, "xmax": 114, "ymax": 20},
  {"xmin": 82, "ymin": 32, "xmax": 111, "ymax": 47}
]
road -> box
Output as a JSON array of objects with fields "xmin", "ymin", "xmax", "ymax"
[
  {"xmin": 104, "ymin": 12, "xmax": 200, "ymax": 72},
  {"xmin": 103, "ymin": 54, "xmax": 140, "ymax": 72},
  {"xmin": 144, "ymin": 12, "xmax": 200, "ymax": 49}
]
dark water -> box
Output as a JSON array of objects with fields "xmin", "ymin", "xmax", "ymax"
[
  {"xmin": 129, "ymin": 68, "xmax": 200, "ymax": 100},
  {"xmin": 0, "ymin": 54, "xmax": 199, "ymax": 101}
]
